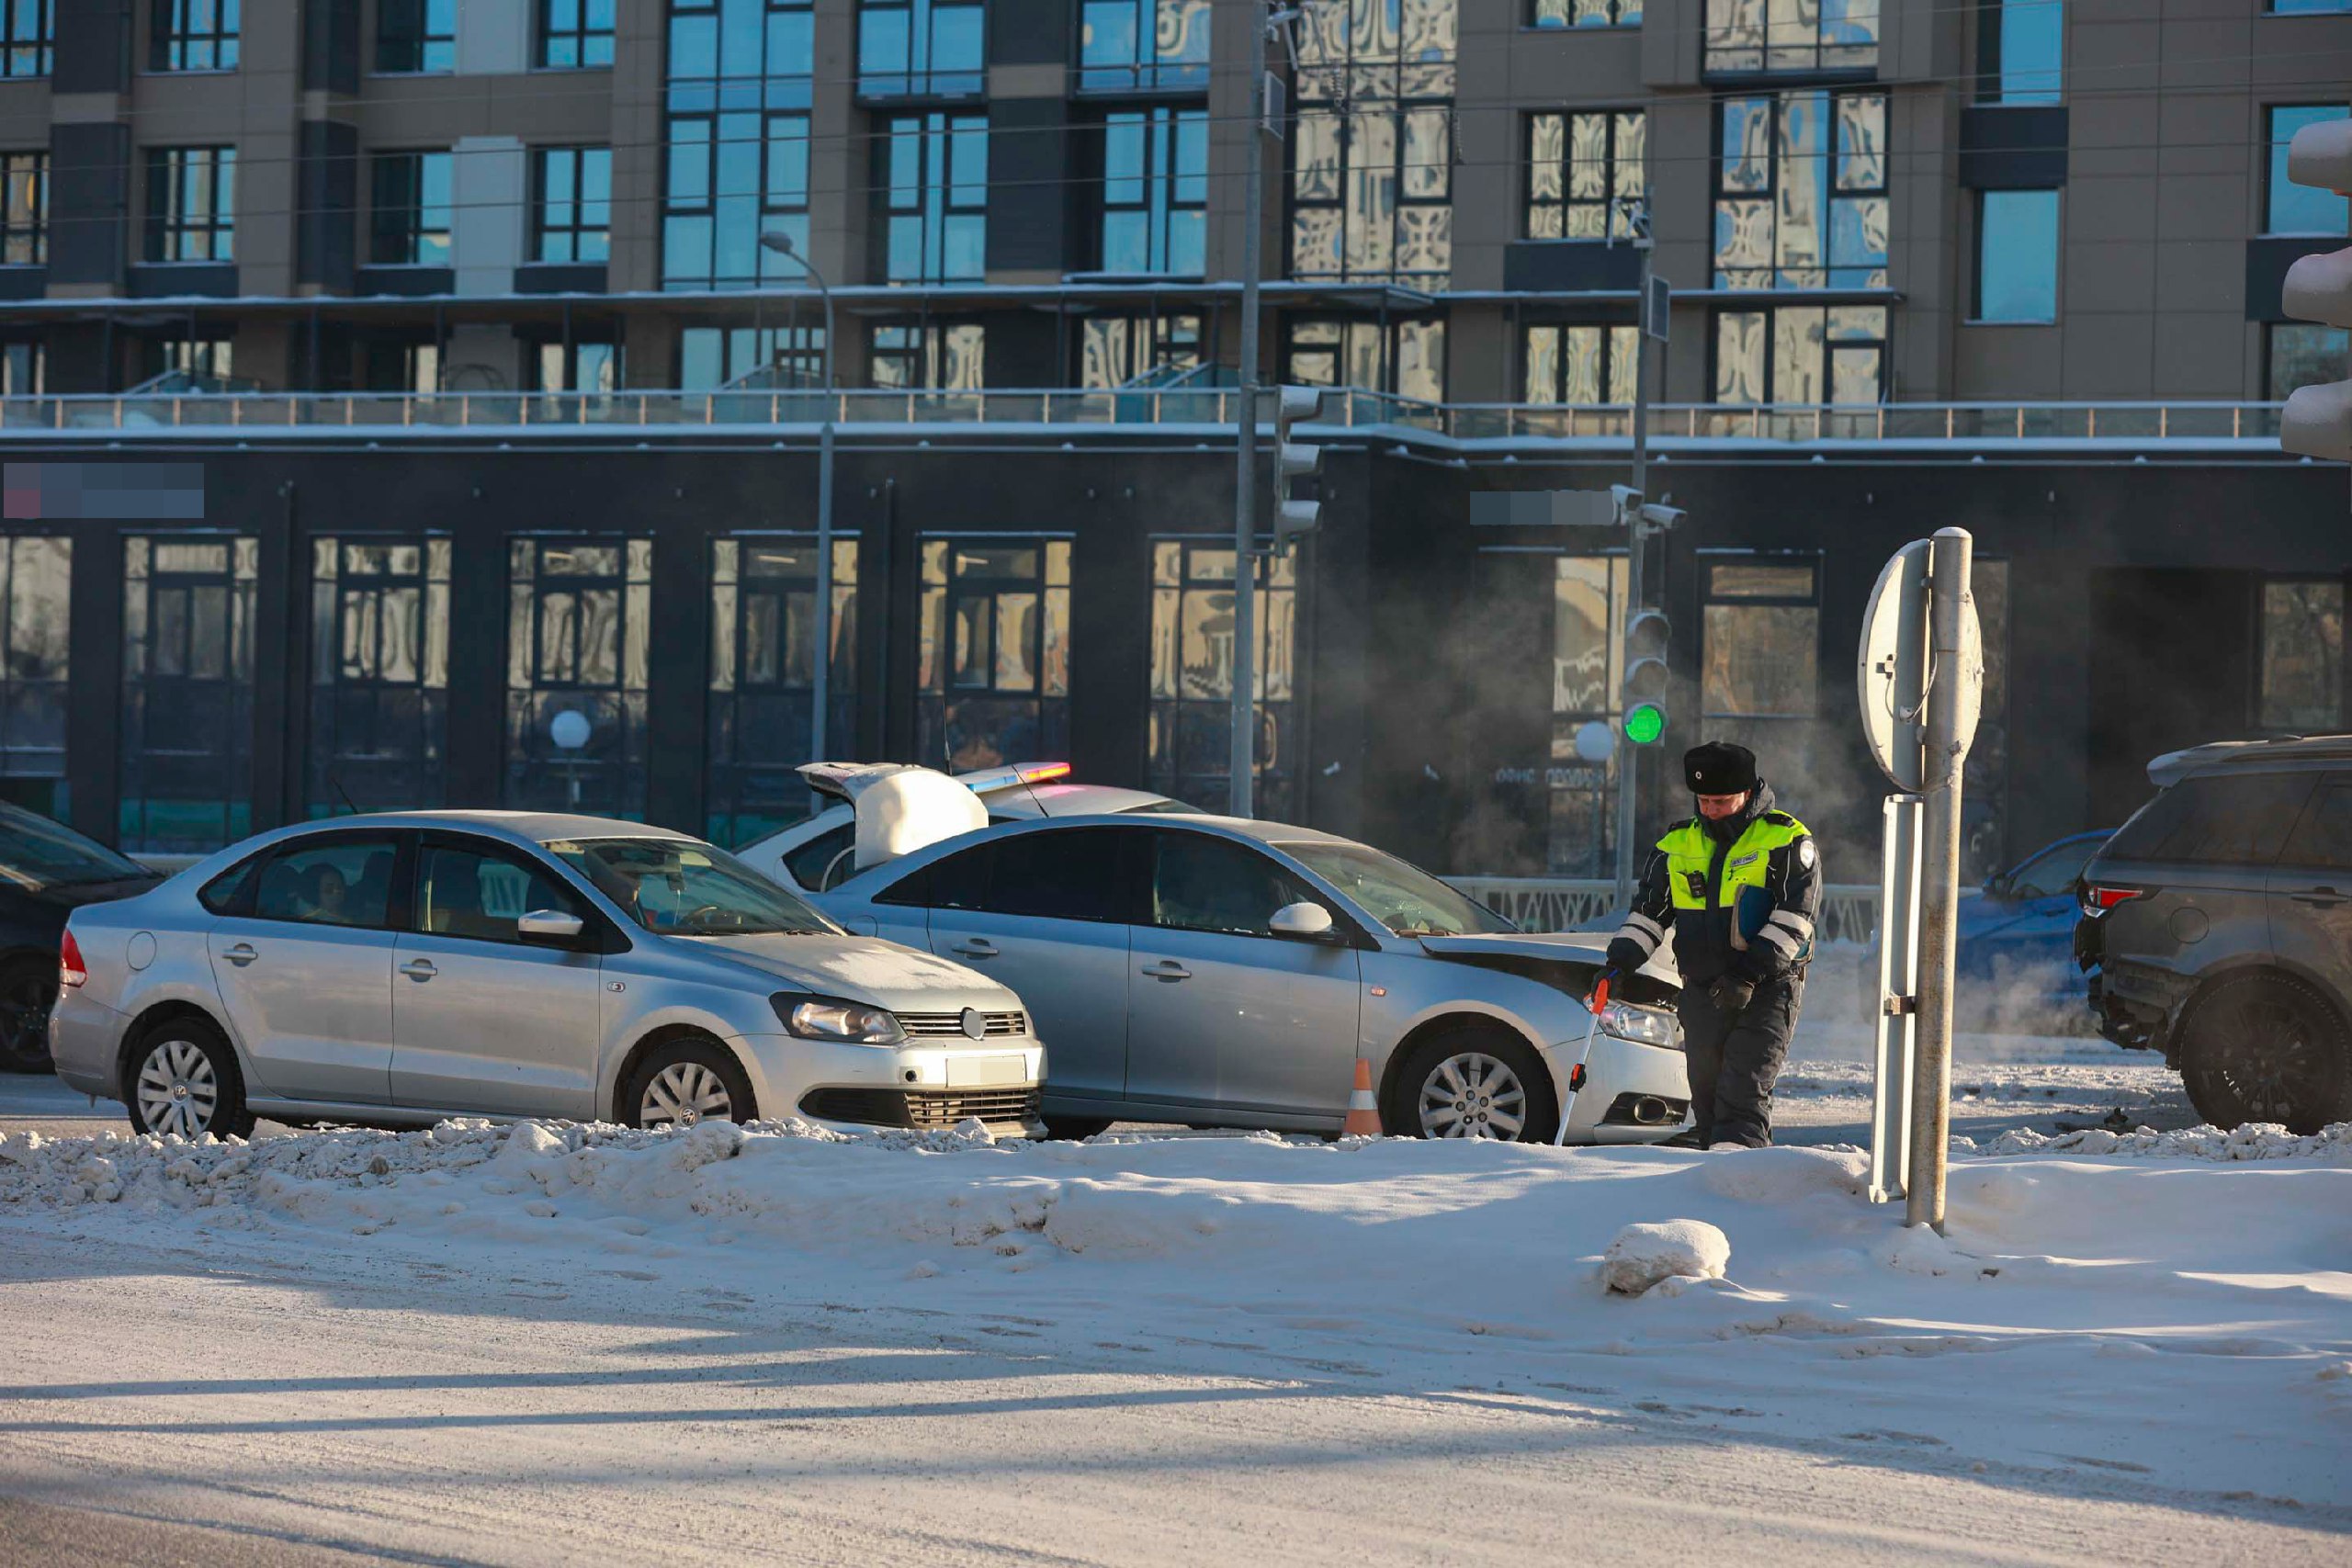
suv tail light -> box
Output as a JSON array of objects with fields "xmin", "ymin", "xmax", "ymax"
[
  {"xmin": 59, "ymin": 928, "xmax": 86, "ymax": 988},
  {"xmin": 2079, "ymin": 884, "xmax": 2144, "ymax": 918}
]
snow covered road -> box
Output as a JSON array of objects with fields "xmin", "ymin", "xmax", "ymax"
[{"xmin": 3, "ymin": 1113, "xmax": 2347, "ymax": 1564}]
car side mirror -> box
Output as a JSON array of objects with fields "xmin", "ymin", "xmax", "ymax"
[
  {"xmin": 518, "ymin": 908, "xmax": 587, "ymax": 946},
  {"xmin": 1270, "ymin": 901, "xmax": 1337, "ymax": 941},
  {"xmin": 1983, "ymin": 874, "xmax": 2010, "ymax": 898}
]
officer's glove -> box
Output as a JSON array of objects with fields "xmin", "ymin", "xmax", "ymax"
[
  {"xmin": 1586, "ymin": 966, "xmax": 1620, "ymax": 1010},
  {"xmin": 1707, "ymin": 974, "xmax": 1758, "ymax": 1015}
]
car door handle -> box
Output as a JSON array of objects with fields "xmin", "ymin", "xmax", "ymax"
[
  {"xmin": 401, "ymin": 959, "xmax": 438, "ymax": 981},
  {"xmin": 949, "ymin": 940, "xmax": 998, "ymax": 959},
  {"xmin": 221, "ymin": 942, "xmax": 258, "ymax": 967},
  {"xmin": 2292, "ymin": 887, "xmax": 2348, "ymax": 907},
  {"xmin": 1141, "ymin": 960, "xmax": 1192, "ymax": 981}
]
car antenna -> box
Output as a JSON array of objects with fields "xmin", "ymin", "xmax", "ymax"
[{"xmin": 329, "ymin": 770, "xmax": 360, "ymax": 817}]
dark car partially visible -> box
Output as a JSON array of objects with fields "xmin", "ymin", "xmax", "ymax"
[
  {"xmin": 0, "ymin": 805, "xmax": 161, "ymax": 1070},
  {"xmin": 2076, "ymin": 737, "xmax": 2352, "ymax": 1134}
]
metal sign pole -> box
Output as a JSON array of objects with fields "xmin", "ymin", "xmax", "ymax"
[
  {"xmin": 1870, "ymin": 793, "xmax": 1924, "ymax": 1203},
  {"xmin": 1905, "ymin": 527, "xmax": 1973, "ymax": 1233}
]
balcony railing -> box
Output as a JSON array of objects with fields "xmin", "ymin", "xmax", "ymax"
[
  {"xmin": 1449, "ymin": 876, "xmax": 1883, "ymax": 944},
  {"xmin": 0, "ymin": 389, "xmax": 2294, "ymax": 447}
]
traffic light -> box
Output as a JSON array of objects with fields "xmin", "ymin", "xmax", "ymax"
[
  {"xmin": 1623, "ymin": 608, "xmax": 1669, "ymax": 745},
  {"xmin": 2281, "ymin": 117, "xmax": 2352, "ymax": 465},
  {"xmin": 1272, "ymin": 386, "xmax": 1328, "ymax": 553}
]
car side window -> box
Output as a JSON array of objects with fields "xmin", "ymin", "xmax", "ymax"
[
  {"xmin": 199, "ymin": 854, "xmax": 261, "ymax": 915},
  {"xmin": 2105, "ymin": 772, "xmax": 2316, "ymax": 866},
  {"xmin": 414, "ymin": 842, "xmax": 589, "ymax": 944},
  {"xmin": 1148, "ymin": 832, "xmax": 1319, "ymax": 938},
  {"xmin": 2281, "ymin": 780, "xmax": 2352, "ymax": 871},
  {"xmin": 252, "ymin": 839, "xmax": 399, "ymax": 930},
  {"xmin": 914, "ymin": 829, "xmax": 1136, "ymax": 921},
  {"xmin": 780, "ymin": 822, "xmax": 854, "ymax": 891}
]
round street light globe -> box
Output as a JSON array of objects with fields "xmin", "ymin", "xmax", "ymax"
[
  {"xmin": 549, "ymin": 709, "xmax": 592, "ymax": 751},
  {"xmin": 1573, "ymin": 719, "xmax": 1617, "ymax": 764},
  {"xmin": 1623, "ymin": 704, "xmax": 1667, "ymax": 746}
]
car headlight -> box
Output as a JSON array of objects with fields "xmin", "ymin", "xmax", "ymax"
[
  {"xmin": 1599, "ymin": 999, "xmax": 1679, "ymax": 1050},
  {"xmin": 773, "ymin": 994, "xmax": 906, "ymax": 1045}
]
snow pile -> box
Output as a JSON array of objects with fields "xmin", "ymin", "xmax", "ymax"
[
  {"xmin": 1601, "ymin": 1219, "xmax": 1730, "ymax": 1294},
  {"xmin": 1972, "ymin": 1120, "xmax": 2352, "ymax": 1161}
]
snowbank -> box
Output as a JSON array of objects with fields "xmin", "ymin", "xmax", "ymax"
[{"xmin": 1601, "ymin": 1219, "xmax": 1730, "ymax": 1294}]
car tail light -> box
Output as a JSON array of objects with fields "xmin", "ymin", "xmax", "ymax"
[
  {"xmin": 2080, "ymin": 885, "xmax": 2144, "ymax": 917},
  {"xmin": 59, "ymin": 929, "xmax": 85, "ymax": 988}
]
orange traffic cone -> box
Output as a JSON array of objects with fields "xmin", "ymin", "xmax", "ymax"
[{"xmin": 1342, "ymin": 1058, "xmax": 1384, "ymax": 1137}]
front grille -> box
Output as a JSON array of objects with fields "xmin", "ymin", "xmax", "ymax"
[
  {"xmin": 895, "ymin": 1010, "xmax": 1028, "ymax": 1038},
  {"xmin": 800, "ymin": 1086, "xmax": 1042, "ymax": 1130}
]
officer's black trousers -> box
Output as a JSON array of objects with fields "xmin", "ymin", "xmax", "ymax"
[{"xmin": 1674, "ymin": 975, "xmax": 1804, "ymax": 1148}]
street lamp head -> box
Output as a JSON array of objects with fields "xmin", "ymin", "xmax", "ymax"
[{"xmin": 759, "ymin": 229, "xmax": 798, "ymax": 256}]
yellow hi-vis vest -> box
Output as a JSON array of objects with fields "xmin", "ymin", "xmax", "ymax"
[{"xmin": 1657, "ymin": 810, "xmax": 1811, "ymax": 919}]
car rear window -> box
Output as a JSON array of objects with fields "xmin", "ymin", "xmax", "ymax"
[{"xmin": 2102, "ymin": 771, "xmax": 2317, "ymax": 866}]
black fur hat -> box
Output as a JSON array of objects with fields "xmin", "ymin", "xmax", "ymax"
[{"xmin": 1684, "ymin": 740, "xmax": 1759, "ymax": 795}]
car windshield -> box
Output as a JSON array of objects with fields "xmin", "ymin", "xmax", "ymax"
[
  {"xmin": 1279, "ymin": 842, "xmax": 1517, "ymax": 937},
  {"xmin": 2007, "ymin": 835, "xmax": 2106, "ymax": 898},
  {"xmin": 545, "ymin": 837, "xmax": 837, "ymax": 937},
  {"xmin": 0, "ymin": 806, "xmax": 150, "ymax": 891}
]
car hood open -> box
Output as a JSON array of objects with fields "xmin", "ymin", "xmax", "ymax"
[
  {"xmin": 1417, "ymin": 931, "xmax": 1681, "ymax": 986},
  {"xmin": 682, "ymin": 931, "xmax": 1022, "ymax": 1015}
]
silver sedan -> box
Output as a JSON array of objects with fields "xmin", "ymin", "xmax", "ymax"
[{"xmin": 50, "ymin": 812, "xmax": 1046, "ymax": 1139}]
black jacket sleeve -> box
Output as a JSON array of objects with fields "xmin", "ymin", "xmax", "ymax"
[
  {"xmin": 1738, "ymin": 831, "xmax": 1823, "ymax": 981},
  {"xmin": 1603, "ymin": 845, "xmax": 1676, "ymax": 975}
]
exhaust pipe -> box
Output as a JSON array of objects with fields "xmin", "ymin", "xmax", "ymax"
[{"xmin": 1630, "ymin": 1095, "xmax": 1673, "ymax": 1126}]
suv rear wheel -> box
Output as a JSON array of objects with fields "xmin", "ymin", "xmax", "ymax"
[{"xmin": 2178, "ymin": 972, "xmax": 2352, "ymax": 1135}]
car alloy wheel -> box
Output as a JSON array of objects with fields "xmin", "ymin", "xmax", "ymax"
[
  {"xmin": 135, "ymin": 1037, "xmax": 220, "ymax": 1139},
  {"xmin": 1417, "ymin": 1051, "xmax": 1527, "ymax": 1139},
  {"xmin": 639, "ymin": 1061, "xmax": 734, "ymax": 1129},
  {"xmin": 2183, "ymin": 974, "xmax": 2349, "ymax": 1134}
]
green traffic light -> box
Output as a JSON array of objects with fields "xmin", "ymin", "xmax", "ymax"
[{"xmin": 1624, "ymin": 703, "xmax": 1666, "ymax": 745}]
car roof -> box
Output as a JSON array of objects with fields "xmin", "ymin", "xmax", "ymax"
[
  {"xmin": 265, "ymin": 810, "xmax": 701, "ymax": 850},
  {"xmin": 2149, "ymin": 736, "xmax": 2352, "ymax": 785}
]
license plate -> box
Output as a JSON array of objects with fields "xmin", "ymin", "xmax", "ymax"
[{"xmin": 946, "ymin": 1055, "xmax": 1023, "ymax": 1088}]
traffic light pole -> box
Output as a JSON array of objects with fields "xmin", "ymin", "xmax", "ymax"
[
  {"xmin": 1611, "ymin": 235, "xmax": 1657, "ymax": 912},
  {"xmin": 1227, "ymin": 8, "xmax": 1272, "ymax": 821}
]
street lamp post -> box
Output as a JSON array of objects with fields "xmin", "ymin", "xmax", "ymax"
[{"xmin": 761, "ymin": 230, "xmax": 837, "ymax": 775}]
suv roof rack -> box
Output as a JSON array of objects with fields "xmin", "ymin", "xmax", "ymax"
[{"xmin": 2148, "ymin": 734, "xmax": 2352, "ymax": 785}]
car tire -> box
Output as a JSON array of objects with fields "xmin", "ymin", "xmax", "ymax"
[
  {"xmin": 0, "ymin": 954, "xmax": 57, "ymax": 1074},
  {"xmin": 1387, "ymin": 1025, "xmax": 1561, "ymax": 1143},
  {"xmin": 2177, "ymin": 972, "xmax": 2352, "ymax": 1136},
  {"xmin": 1042, "ymin": 1115, "xmax": 1112, "ymax": 1141},
  {"xmin": 123, "ymin": 1013, "xmax": 256, "ymax": 1141},
  {"xmin": 624, "ymin": 1036, "xmax": 757, "ymax": 1131}
]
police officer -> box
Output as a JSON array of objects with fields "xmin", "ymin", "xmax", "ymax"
[{"xmin": 1600, "ymin": 741, "xmax": 1821, "ymax": 1148}]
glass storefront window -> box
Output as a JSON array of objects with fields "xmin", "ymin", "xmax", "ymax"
[
  {"xmin": 1547, "ymin": 554, "xmax": 1628, "ymax": 875},
  {"xmin": 504, "ymin": 536, "xmax": 651, "ymax": 817},
  {"xmin": 1148, "ymin": 539, "xmax": 1297, "ymax": 817},
  {"xmin": 2260, "ymin": 580, "xmax": 2345, "ymax": 733},
  {"xmin": 869, "ymin": 321, "xmax": 983, "ymax": 389},
  {"xmin": 1282, "ymin": 316, "xmax": 1445, "ymax": 401},
  {"xmin": 120, "ymin": 535, "xmax": 256, "ymax": 853},
  {"xmin": 917, "ymin": 537, "xmax": 1070, "ymax": 771},
  {"xmin": 0, "ymin": 534, "xmax": 68, "ymax": 816},
  {"xmin": 707, "ymin": 536, "xmax": 858, "ymax": 846},
  {"xmin": 1700, "ymin": 553, "xmax": 1820, "ymax": 780},
  {"xmin": 1079, "ymin": 313, "xmax": 1201, "ymax": 388},
  {"xmin": 1523, "ymin": 323, "xmax": 1638, "ymax": 404},
  {"xmin": 310, "ymin": 537, "xmax": 449, "ymax": 818}
]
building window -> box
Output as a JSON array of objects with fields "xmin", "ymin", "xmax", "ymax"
[
  {"xmin": 662, "ymin": 0, "xmax": 815, "ymax": 289},
  {"xmin": 152, "ymin": 0, "xmax": 238, "ymax": 71},
  {"xmin": 1148, "ymin": 540, "xmax": 1297, "ymax": 818},
  {"xmin": 1978, "ymin": 0, "xmax": 2062, "ymax": 104},
  {"xmin": 2267, "ymin": 106, "xmax": 2350, "ymax": 235},
  {"xmin": 677, "ymin": 323, "xmax": 826, "ymax": 390},
  {"xmin": 1532, "ymin": 0, "xmax": 1640, "ymax": 27},
  {"xmin": 0, "ymin": 534, "xmax": 69, "ymax": 813},
  {"xmin": 1096, "ymin": 107, "xmax": 1206, "ymax": 275},
  {"xmin": 1282, "ymin": 317, "xmax": 1445, "ymax": 402},
  {"xmin": 1079, "ymin": 313, "xmax": 1202, "ymax": 388},
  {"xmin": 1, "ymin": 151, "xmax": 43, "ymax": 265},
  {"xmin": 878, "ymin": 113, "xmax": 987, "ymax": 284},
  {"xmin": 857, "ymin": 0, "xmax": 985, "ymax": 98},
  {"xmin": 1290, "ymin": 0, "xmax": 1455, "ymax": 285},
  {"xmin": 527, "ymin": 340, "xmax": 621, "ymax": 394},
  {"xmin": 1080, "ymin": 0, "xmax": 1209, "ymax": 92},
  {"xmin": 2260, "ymin": 580, "xmax": 2344, "ymax": 732},
  {"xmin": 1524, "ymin": 323, "xmax": 1638, "ymax": 403},
  {"xmin": 377, "ymin": 0, "xmax": 457, "ymax": 73},
  {"xmin": 363, "ymin": 338, "xmax": 440, "ymax": 393},
  {"xmin": 1713, "ymin": 303, "xmax": 1884, "ymax": 402},
  {"xmin": 1526, "ymin": 110, "xmax": 1645, "ymax": 240},
  {"xmin": 708, "ymin": 536, "xmax": 859, "ymax": 845},
  {"xmin": 1, "ymin": 341, "xmax": 41, "ymax": 396},
  {"xmin": 1704, "ymin": 0, "xmax": 1879, "ymax": 74},
  {"xmin": 119, "ymin": 535, "xmax": 256, "ymax": 854},
  {"xmin": 505, "ymin": 537, "xmax": 651, "ymax": 817},
  {"xmin": 309, "ymin": 538, "xmax": 449, "ymax": 817},
  {"xmin": 145, "ymin": 147, "xmax": 235, "ymax": 263},
  {"xmin": 534, "ymin": 146, "xmax": 611, "ymax": 264},
  {"xmin": 141, "ymin": 337, "xmax": 236, "ymax": 385},
  {"xmin": 1701, "ymin": 555, "xmax": 1821, "ymax": 795},
  {"xmin": 1, "ymin": 1, "xmax": 48, "ymax": 79},
  {"xmin": 2267, "ymin": 0, "xmax": 2351, "ymax": 13},
  {"xmin": 1714, "ymin": 90, "xmax": 1886, "ymax": 289},
  {"xmin": 919, "ymin": 539, "xmax": 1070, "ymax": 772},
  {"xmin": 1973, "ymin": 188, "xmax": 2059, "ymax": 321},
  {"xmin": 539, "ymin": 0, "xmax": 614, "ymax": 68},
  {"xmin": 869, "ymin": 321, "xmax": 984, "ymax": 389},
  {"xmin": 1546, "ymin": 553, "xmax": 1629, "ymax": 875},
  {"xmin": 369, "ymin": 151, "xmax": 451, "ymax": 266},
  {"xmin": 2270, "ymin": 323, "xmax": 2349, "ymax": 400}
]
